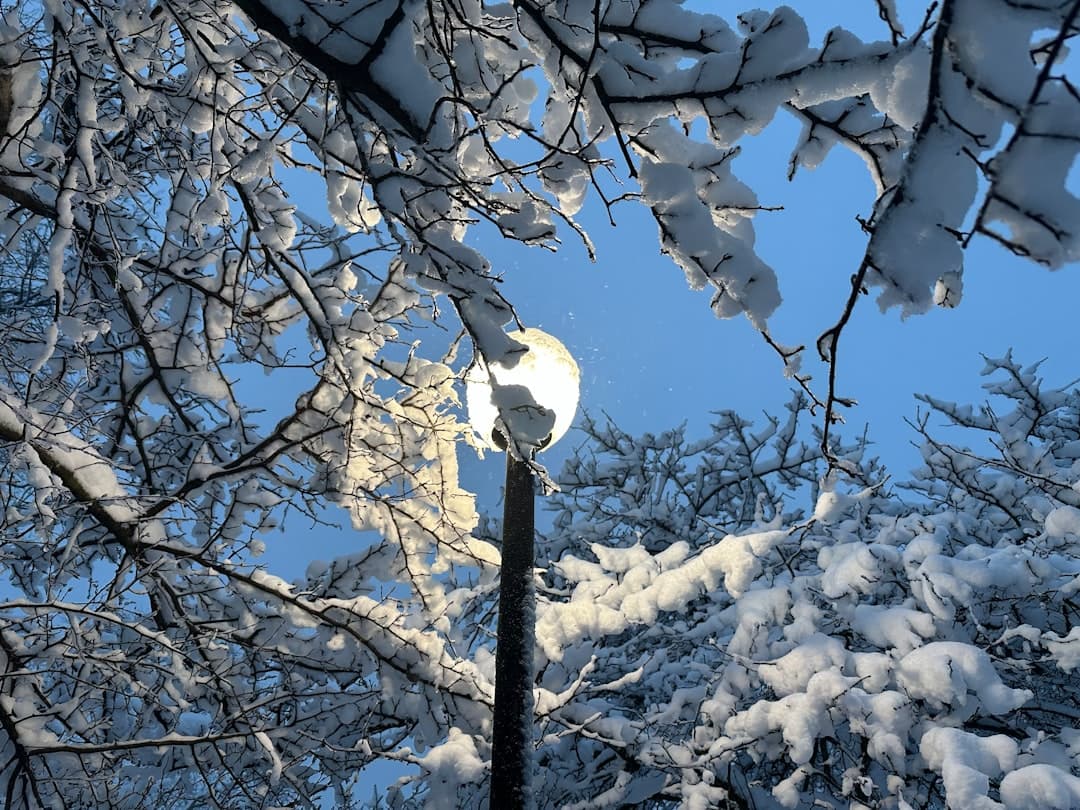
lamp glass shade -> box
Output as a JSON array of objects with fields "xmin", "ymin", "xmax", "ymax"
[{"xmin": 465, "ymin": 328, "xmax": 580, "ymax": 453}]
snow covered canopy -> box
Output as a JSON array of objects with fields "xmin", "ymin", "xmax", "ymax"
[{"xmin": 0, "ymin": 0, "xmax": 1079, "ymax": 807}]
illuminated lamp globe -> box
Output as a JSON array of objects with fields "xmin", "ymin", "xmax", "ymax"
[{"xmin": 466, "ymin": 328, "xmax": 580, "ymax": 454}]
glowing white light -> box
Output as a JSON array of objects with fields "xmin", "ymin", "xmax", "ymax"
[{"xmin": 466, "ymin": 328, "xmax": 580, "ymax": 454}]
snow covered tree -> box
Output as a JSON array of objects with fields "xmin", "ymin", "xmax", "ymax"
[
  {"xmin": 0, "ymin": 0, "xmax": 1078, "ymax": 807},
  {"xmin": 397, "ymin": 357, "xmax": 1077, "ymax": 809},
  {"xmin": 0, "ymin": 2, "xmax": 496, "ymax": 806}
]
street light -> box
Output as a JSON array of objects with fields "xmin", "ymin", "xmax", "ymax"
[{"xmin": 466, "ymin": 328, "xmax": 580, "ymax": 810}]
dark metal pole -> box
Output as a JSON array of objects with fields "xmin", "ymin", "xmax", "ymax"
[{"xmin": 490, "ymin": 454, "xmax": 536, "ymax": 809}]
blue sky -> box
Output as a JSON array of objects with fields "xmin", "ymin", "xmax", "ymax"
[
  {"xmin": 462, "ymin": 143, "xmax": 1077, "ymax": 520},
  {"xmin": 257, "ymin": 0, "xmax": 1080, "ymax": 575},
  {"xmin": 458, "ymin": 0, "xmax": 1080, "ymax": 495}
]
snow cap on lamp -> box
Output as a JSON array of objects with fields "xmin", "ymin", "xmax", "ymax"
[{"xmin": 466, "ymin": 328, "xmax": 580, "ymax": 455}]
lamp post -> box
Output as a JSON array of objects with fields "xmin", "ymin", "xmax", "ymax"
[{"xmin": 466, "ymin": 328, "xmax": 580, "ymax": 810}]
